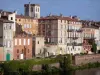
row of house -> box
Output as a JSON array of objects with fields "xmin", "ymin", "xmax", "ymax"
[{"xmin": 0, "ymin": 3, "xmax": 100, "ymax": 61}]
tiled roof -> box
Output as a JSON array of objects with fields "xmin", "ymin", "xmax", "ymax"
[
  {"xmin": 14, "ymin": 32, "xmax": 32, "ymax": 38},
  {"xmin": 39, "ymin": 15, "xmax": 80, "ymax": 22},
  {"xmin": 24, "ymin": 4, "xmax": 40, "ymax": 6},
  {"xmin": 0, "ymin": 10, "xmax": 13, "ymax": 16},
  {"xmin": 16, "ymin": 15, "xmax": 37, "ymax": 19},
  {"xmin": 81, "ymin": 20, "xmax": 100, "ymax": 28},
  {"xmin": 0, "ymin": 18, "xmax": 13, "ymax": 23}
]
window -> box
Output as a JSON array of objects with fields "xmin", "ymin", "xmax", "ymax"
[
  {"xmin": 75, "ymin": 48, "xmax": 76, "ymax": 51},
  {"xmin": 23, "ymin": 39, "xmax": 26, "ymax": 45},
  {"xmin": 64, "ymin": 20, "xmax": 66, "ymax": 23},
  {"xmin": 26, "ymin": 24, "xmax": 29, "ymax": 28},
  {"xmin": 22, "ymin": 49, "xmax": 24, "ymax": 53},
  {"xmin": 60, "ymin": 38, "xmax": 62, "ymax": 43},
  {"xmin": 61, "ymin": 20, "xmax": 62, "ymax": 23},
  {"xmin": 36, "ymin": 7, "xmax": 37, "ymax": 12},
  {"xmin": 31, "ymin": 7, "xmax": 33, "ymax": 12},
  {"xmin": 11, "ymin": 17, "xmax": 13, "ymax": 20},
  {"xmin": 7, "ymin": 41, "xmax": 10, "ymax": 48},
  {"xmin": 61, "ymin": 25, "xmax": 63, "ymax": 29},
  {"xmin": 19, "ymin": 19, "xmax": 21, "ymax": 21},
  {"xmin": 30, "ymin": 24, "xmax": 32, "ymax": 28},
  {"xmin": 4, "ymin": 26, "xmax": 5, "ymax": 30},
  {"xmin": 5, "ymin": 32, "xmax": 7, "ymax": 39},
  {"xmin": 9, "ymin": 25, "xmax": 11, "ymax": 29},
  {"xmin": 78, "ymin": 48, "xmax": 80, "ymax": 51},
  {"xmin": 68, "ymin": 47, "xmax": 69, "ymax": 50},
  {"xmin": 15, "ymin": 39, "xmax": 17, "ymax": 45},
  {"xmin": 38, "ymin": 41, "xmax": 39, "ymax": 44},
  {"xmin": 38, "ymin": 8, "xmax": 39, "ymax": 12},
  {"xmin": 61, "ymin": 31, "xmax": 62, "ymax": 36},
  {"xmin": 71, "ymin": 48, "xmax": 72, "ymax": 51},
  {"xmin": 19, "ymin": 39, "xmax": 21, "ymax": 45},
  {"xmin": 28, "ymin": 39, "xmax": 30, "ymax": 45},
  {"xmin": 28, "ymin": 49, "xmax": 29, "ymax": 53},
  {"xmin": 24, "ymin": 24, "xmax": 26, "ymax": 28},
  {"xmin": 40, "ymin": 49, "xmax": 41, "ymax": 53},
  {"xmin": 48, "ymin": 25, "xmax": 50, "ymax": 28},
  {"xmin": 9, "ymin": 41, "xmax": 12, "ymax": 47},
  {"xmin": 35, "ymin": 13, "xmax": 37, "ymax": 18},
  {"xmin": 17, "ymin": 49, "xmax": 19, "ymax": 53}
]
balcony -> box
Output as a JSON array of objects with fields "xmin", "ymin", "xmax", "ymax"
[
  {"xmin": 67, "ymin": 29, "xmax": 74, "ymax": 32},
  {"xmin": 84, "ymin": 37, "xmax": 95, "ymax": 39},
  {"xmin": 67, "ymin": 42, "xmax": 82, "ymax": 46},
  {"xmin": 68, "ymin": 37, "xmax": 79, "ymax": 40},
  {"xmin": 76, "ymin": 29, "xmax": 83, "ymax": 32}
]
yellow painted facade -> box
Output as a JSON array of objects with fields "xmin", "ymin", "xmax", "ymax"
[{"xmin": 16, "ymin": 15, "xmax": 38, "ymax": 35}]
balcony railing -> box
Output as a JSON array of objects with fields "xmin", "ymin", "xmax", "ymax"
[
  {"xmin": 67, "ymin": 29, "xmax": 74, "ymax": 32},
  {"xmin": 68, "ymin": 37, "xmax": 79, "ymax": 40},
  {"xmin": 67, "ymin": 42, "xmax": 82, "ymax": 46},
  {"xmin": 76, "ymin": 29, "xmax": 83, "ymax": 32},
  {"xmin": 67, "ymin": 29, "xmax": 83, "ymax": 32},
  {"xmin": 84, "ymin": 37, "xmax": 95, "ymax": 39}
]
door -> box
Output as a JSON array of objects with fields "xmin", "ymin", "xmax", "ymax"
[{"xmin": 6, "ymin": 53, "xmax": 10, "ymax": 61}]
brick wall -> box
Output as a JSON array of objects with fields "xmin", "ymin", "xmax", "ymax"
[
  {"xmin": 13, "ymin": 36, "xmax": 32, "ymax": 60},
  {"xmin": 0, "ymin": 47, "xmax": 3, "ymax": 61}
]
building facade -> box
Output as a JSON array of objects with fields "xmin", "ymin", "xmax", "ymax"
[
  {"xmin": 24, "ymin": 3, "xmax": 40, "ymax": 18},
  {"xmin": 0, "ymin": 47, "xmax": 4, "ymax": 61},
  {"xmin": 0, "ymin": 10, "xmax": 16, "ymax": 33},
  {"xmin": 0, "ymin": 19, "xmax": 14, "ymax": 61},
  {"xmin": 16, "ymin": 15, "xmax": 38, "ymax": 35},
  {"xmin": 13, "ymin": 34, "xmax": 32, "ymax": 60},
  {"xmin": 32, "ymin": 36, "xmax": 45, "ymax": 57},
  {"xmin": 38, "ymin": 15, "xmax": 83, "ymax": 55}
]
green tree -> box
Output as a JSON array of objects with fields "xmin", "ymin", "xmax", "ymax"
[{"xmin": 92, "ymin": 42, "xmax": 97, "ymax": 54}]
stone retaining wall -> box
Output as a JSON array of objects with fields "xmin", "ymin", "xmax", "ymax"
[
  {"xmin": 73, "ymin": 54, "xmax": 100, "ymax": 65},
  {"xmin": 32, "ymin": 63, "xmax": 60, "ymax": 71}
]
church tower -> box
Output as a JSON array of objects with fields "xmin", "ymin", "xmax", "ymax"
[{"xmin": 24, "ymin": 2, "xmax": 40, "ymax": 18}]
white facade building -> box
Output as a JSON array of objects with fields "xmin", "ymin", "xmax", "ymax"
[
  {"xmin": 94, "ymin": 28, "xmax": 100, "ymax": 51},
  {"xmin": 0, "ymin": 19, "xmax": 14, "ymax": 61},
  {"xmin": 33, "ymin": 36, "xmax": 45, "ymax": 57},
  {"xmin": 39, "ymin": 15, "xmax": 83, "ymax": 55},
  {"xmin": 66, "ymin": 21, "xmax": 83, "ymax": 55}
]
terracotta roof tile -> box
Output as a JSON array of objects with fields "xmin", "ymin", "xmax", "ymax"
[
  {"xmin": 39, "ymin": 15, "xmax": 80, "ymax": 22},
  {"xmin": 24, "ymin": 4, "xmax": 40, "ymax": 7},
  {"xmin": 16, "ymin": 15, "xmax": 37, "ymax": 20},
  {"xmin": 0, "ymin": 18, "xmax": 14, "ymax": 23}
]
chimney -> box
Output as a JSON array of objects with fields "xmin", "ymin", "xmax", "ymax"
[
  {"xmin": 72, "ymin": 16, "xmax": 77, "ymax": 19},
  {"xmin": 49, "ymin": 13, "xmax": 52, "ymax": 16},
  {"xmin": 60, "ymin": 13, "xmax": 63, "ymax": 17},
  {"xmin": 14, "ymin": 10, "xmax": 17, "ymax": 14},
  {"xmin": 69, "ymin": 15, "xmax": 73, "ymax": 19}
]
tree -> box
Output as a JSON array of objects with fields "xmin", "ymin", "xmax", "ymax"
[{"xmin": 91, "ymin": 42, "xmax": 97, "ymax": 54}]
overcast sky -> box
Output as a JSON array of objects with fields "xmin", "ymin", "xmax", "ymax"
[{"xmin": 0, "ymin": 0, "xmax": 100, "ymax": 21}]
